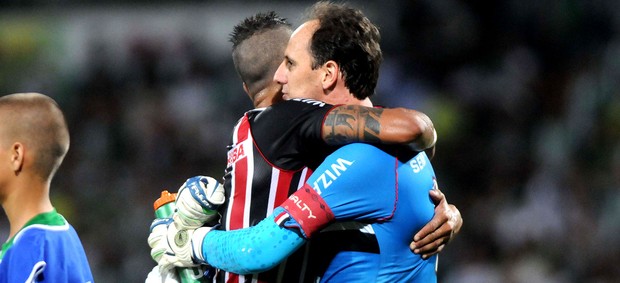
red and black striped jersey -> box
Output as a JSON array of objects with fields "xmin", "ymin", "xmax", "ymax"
[{"xmin": 217, "ymin": 99, "xmax": 338, "ymax": 283}]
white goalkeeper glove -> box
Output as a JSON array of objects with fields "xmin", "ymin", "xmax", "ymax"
[
  {"xmin": 175, "ymin": 176, "xmax": 225, "ymax": 229},
  {"xmin": 148, "ymin": 218, "xmax": 169, "ymax": 264},
  {"xmin": 148, "ymin": 217, "xmax": 212, "ymax": 272},
  {"xmin": 145, "ymin": 265, "xmax": 180, "ymax": 283}
]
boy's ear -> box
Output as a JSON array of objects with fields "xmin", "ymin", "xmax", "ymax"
[{"xmin": 11, "ymin": 142, "xmax": 24, "ymax": 174}]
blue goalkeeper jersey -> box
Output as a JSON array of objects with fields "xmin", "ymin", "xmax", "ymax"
[
  {"xmin": 0, "ymin": 209, "xmax": 94, "ymax": 283},
  {"xmin": 202, "ymin": 143, "xmax": 437, "ymax": 282},
  {"xmin": 304, "ymin": 143, "xmax": 437, "ymax": 282}
]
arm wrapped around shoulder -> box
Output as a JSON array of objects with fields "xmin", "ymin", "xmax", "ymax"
[
  {"xmin": 389, "ymin": 107, "xmax": 436, "ymax": 151},
  {"xmin": 321, "ymin": 105, "xmax": 436, "ymax": 152}
]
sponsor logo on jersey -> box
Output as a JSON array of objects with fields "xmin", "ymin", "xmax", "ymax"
[
  {"xmin": 408, "ymin": 152, "xmax": 428, "ymax": 173},
  {"xmin": 227, "ymin": 139, "xmax": 250, "ymax": 166},
  {"xmin": 311, "ymin": 158, "xmax": 354, "ymax": 194}
]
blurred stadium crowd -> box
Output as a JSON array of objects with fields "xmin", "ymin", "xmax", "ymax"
[{"xmin": 0, "ymin": 1, "xmax": 618, "ymax": 282}]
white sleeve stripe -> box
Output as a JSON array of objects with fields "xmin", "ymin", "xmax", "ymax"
[
  {"xmin": 25, "ymin": 261, "xmax": 46, "ymax": 283},
  {"xmin": 14, "ymin": 222, "xmax": 70, "ymax": 244},
  {"xmin": 266, "ymin": 169, "xmax": 280, "ymax": 216}
]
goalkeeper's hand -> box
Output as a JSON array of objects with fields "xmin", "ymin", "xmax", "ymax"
[
  {"xmin": 148, "ymin": 217, "xmax": 212, "ymax": 272},
  {"xmin": 175, "ymin": 176, "xmax": 225, "ymax": 229}
]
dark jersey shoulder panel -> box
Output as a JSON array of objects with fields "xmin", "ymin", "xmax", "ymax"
[{"xmin": 248, "ymin": 99, "xmax": 339, "ymax": 171}]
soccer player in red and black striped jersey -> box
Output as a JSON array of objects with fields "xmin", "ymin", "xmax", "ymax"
[{"xmin": 211, "ymin": 6, "xmax": 461, "ymax": 283}]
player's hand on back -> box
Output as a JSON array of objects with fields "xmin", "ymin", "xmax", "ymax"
[{"xmin": 410, "ymin": 188, "xmax": 462, "ymax": 258}]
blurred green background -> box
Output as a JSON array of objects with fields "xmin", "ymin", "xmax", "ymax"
[{"xmin": 0, "ymin": 1, "xmax": 618, "ymax": 282}]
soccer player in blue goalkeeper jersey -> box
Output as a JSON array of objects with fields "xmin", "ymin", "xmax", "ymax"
[
  {"xmin": 0, "ymin": 93, "xmax": 93, "ymax": 283},
  {"xmin": 187, "ymin": 143, "xmax": 439, "ymax": 282}
]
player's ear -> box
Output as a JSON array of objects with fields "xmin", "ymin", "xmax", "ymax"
[
  {"xmin": 321, "ymin": 60, "xmax": 339, "ymax": 90},
  {"xmin": 10, "ymin": 142, "xmax": 24, "ymax": 174}
]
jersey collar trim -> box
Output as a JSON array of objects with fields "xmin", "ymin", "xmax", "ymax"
[{"xmin": 0, "ymin": 209, "xmax": 68, "ymax": 260}]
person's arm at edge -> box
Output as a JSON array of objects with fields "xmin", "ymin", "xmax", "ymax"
[{"xmin": 322, "ymin": 105, "xmax": 437, "ymax": 151}]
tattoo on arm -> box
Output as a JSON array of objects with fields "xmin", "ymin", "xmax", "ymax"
[{"xmin": 323, "ymin": 106, "xmax": 383, "ymax": 145}]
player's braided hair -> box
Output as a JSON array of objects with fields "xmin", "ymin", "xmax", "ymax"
[
  {"xmin": 230, "ymin": 12, "xmax": 292, "ymax": 95},
  {"xmin": 305, "ymin": 1, "xmax": 382, "ymax": 100}
]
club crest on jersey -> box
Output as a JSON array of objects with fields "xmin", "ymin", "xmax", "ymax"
[
  {"xmin": 292, "ymin": 98, "xmax": 326, "ymax": 107},
  {"xmin": 311, "ymin": 158, "xmax": 354, "ymax": 194}
]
